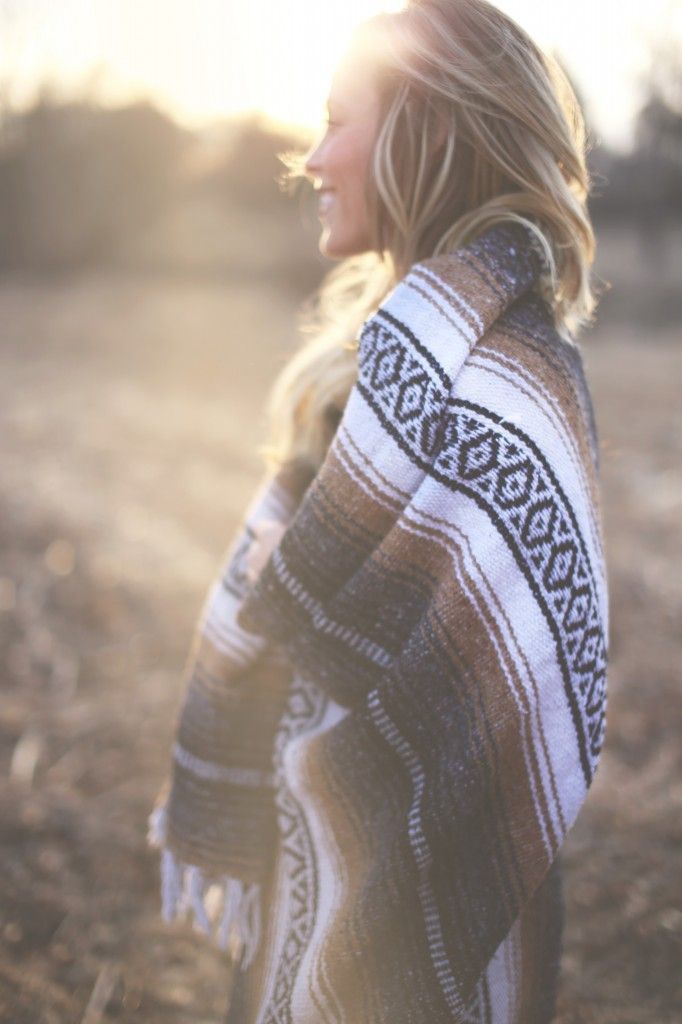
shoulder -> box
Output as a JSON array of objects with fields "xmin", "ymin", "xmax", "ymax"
[
  {"xmin": 453, "ymin": 292, "xmax": 602, "ymax": 482},
  {"xmin": 358, "ymin": 224, "xmax": 549, "ymax": 390},
  {"xmin": 357, "ymin": 258, "xmax": 477, "ymax": 392}
]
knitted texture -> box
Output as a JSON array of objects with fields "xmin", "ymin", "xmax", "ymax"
[{"xmin": 151, "ymin": 222, "xmax": 609, "ymax": 1022}]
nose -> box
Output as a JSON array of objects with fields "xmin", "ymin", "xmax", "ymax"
[{"xmin": 303, "ymin": 132, "xmax": 325, "ymax": 183}]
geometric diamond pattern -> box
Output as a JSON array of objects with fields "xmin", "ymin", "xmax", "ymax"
[
  {"xmin": 263, "ymin": 676, "xmax": 327, "ymax": 1024},
  {"xmin": 222, "ymin": 526, "xmax": 255, "ymax": 599},
  {"xmin": 359, "ymin": 315, "xmax": 608, "ymax": 777}
]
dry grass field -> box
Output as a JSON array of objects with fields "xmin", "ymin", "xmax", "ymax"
[{"xmin": 0, "ymin": 224, "xmax": 680, "ymax": 1022}]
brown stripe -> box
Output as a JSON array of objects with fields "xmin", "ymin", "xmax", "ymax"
[
  {"xmin": 390, "ymin": 518, "xmax": 557, "ymax": 886},
  {"xmin": 404, "ymin": 276, "xmax": 475, "ymax": 344},
  {"xmin": 411, "ymin": 263, "xmax": 480, "ymax": 335},
  {"xmin": 341, "ymin": 428, "xmax": 565, "ymax": 843},
  {"xmin": 477, "ymin": 326, "xmax": 603, "ymax": 519},
  {"xmin": 465, "ymin": 352, "xmax": 604, "ymax": 587}
]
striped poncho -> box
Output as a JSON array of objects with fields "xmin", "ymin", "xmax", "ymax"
[{"xmin": 150, "ymin": 221, "xmax": 609, "ymax": 1023}]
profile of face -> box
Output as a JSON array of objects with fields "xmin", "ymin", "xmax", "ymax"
[{"xmin": 304, "ymin": 48, "xmax": 382, "ymax": 260}]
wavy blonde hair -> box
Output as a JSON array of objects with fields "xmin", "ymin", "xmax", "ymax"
[{"xmin": 259, "ymin": 0, "xmax": 596, "ymax": 475}]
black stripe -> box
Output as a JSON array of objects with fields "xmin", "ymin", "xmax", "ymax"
[
  {"xmin": 369, "ymin": 306, "xmax": 454, "ymax": 389},
  {"xmin": 451, "ymin": 397, "xmax": 601, "ymax": 593},
  {"xmin": 356, "ymin": 378, "xmax": 600, "ymax": 786}
]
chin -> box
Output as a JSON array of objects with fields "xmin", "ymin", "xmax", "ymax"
[
  {"xmin": 319, "ymin": 231, "xmax": 370, "ymax": 260},
  {"xmin": 319, "ymin": 230, "xmax": 348, "ymax": 259}
]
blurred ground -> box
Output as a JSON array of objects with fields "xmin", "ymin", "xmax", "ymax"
[{"xmin": 0, "ymin": 225, "xmax": 680, "ymax": 1022}]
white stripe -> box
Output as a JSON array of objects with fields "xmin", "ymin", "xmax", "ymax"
[
  {"xmin": 202, "ymin": 582, "xmax": 267, "ymax": 662},
  {"xmin": 405, "ymin": 274, "xmax": 477, "ymax": 347},
  {"xmin": 406, "ymin": 481, "xmax": 585, "ymax": 833},
  {"xmin": 336, "ymin": 424, "xmax": 582, "ymax": 838},
  {"xmin": 269, "ymin": 547, "xmax": 394, "ymax": 669},
  {"xmin": 173, "ymin": 742, "xmax": 274, "ymax": 787},
  {"xmin": 414, "ymin": 262, "xmax": 485, "ymax": 333},
  {"xmin": 371, "ymin": 273, "xmax": 474, "ymax": 383},
  {"xmin": 284, "ymin": 693, "xmax": 352, "ymax": 1024},
  {"xmin": 455, "ymin": 360, "xmax": 608, "ymax": 632},
  {"xmin": 485, "ymin": 917, "xmax": 522, "ymax": 1024},
  {"xmin": 466, "ymin": 351, "xmax": 606, "ymax": 581}
]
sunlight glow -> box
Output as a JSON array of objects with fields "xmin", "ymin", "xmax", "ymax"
[{"xmin": 1, "ymin": 0, "xmax": 680, "ymax": 150}]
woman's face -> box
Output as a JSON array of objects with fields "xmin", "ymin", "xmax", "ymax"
[{"xmin": 304, "ymin": 54, "xmax": 382, "ymax": 259}]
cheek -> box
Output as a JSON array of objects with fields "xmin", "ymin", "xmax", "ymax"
[
  {"xmin": 328, "ymin": 138, "xmax": 355, "ymax": 179},
  {"xmin": 343, "ymin": 154, "xmax": 373, "ymax": 216},
  {"xmin": 330, "ymin": 131, "xmax": 373, "ymax": 182}
]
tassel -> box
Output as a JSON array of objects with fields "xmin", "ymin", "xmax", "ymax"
[
  {"xmin": 217, "ymin": 876, "xmax": 244, "ymax": 950},
  {"xmin": 148, "ymin": 805, "xmax": 262, "ymax": 971},
  {"xmin": 237, "ymin": 880, "xmax": 262, "ymax": 971},
  {"xmin": 187, "ymin": 867, "xmax": 212, "ymax": 934},
  {"xmin": 147, "ymin": 803, "xmax": 168, "ymax": 847},
  {"xmin": 160, "ymin": 847, "xmax": 184, "ymax": 922}
]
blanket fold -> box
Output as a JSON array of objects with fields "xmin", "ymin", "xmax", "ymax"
[
  {"xmin": 152, "ymin": 220, "xmax": 608, "ymax": 1016},
  {"xmin": 150, "ymin": 460, "xmax": 314, "ymax": 961}
]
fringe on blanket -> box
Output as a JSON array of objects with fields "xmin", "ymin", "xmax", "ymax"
[{"xmin": 147, "ymin": 805, "xmax": 261, "ymax": 971}]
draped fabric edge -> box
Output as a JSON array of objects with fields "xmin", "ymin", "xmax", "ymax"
[
  {"xmin": 148, "ymin": 220, "xmax": 608, "ymax": 1014},
  {"xmin": 146, "ymin": 460, "xmax": 312, "ymax": 971},
  {"xmin": 147, "ymin": 803, "xmax": 263, "ymax": 971}
]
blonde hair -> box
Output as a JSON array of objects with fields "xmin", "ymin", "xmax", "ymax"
[{"xmin": 259, "ymin": 0, "xmax": 596, "ymax": 475}]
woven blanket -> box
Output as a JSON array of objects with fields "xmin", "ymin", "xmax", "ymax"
[{"xmin": 150, "ymin": 221, "xmax": 609, "ymax": 1021}]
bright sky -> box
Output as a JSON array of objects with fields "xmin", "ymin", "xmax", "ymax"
[{"xmin": 1, "ymin": 0, "xmax": 680, "ymax": 151}]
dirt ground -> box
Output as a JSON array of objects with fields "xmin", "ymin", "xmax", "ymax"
[{"xmin": 0, "ymin": 231, "xmax": 680, "ymax": 1022}]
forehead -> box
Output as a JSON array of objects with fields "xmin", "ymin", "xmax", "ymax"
[
  {"xmin": 327, "ymin": 23, "xmax": 383, "ymax": 114},
  {"xmin": 327, "ymin": 53, "xmax": 380, "ymax": 114}
]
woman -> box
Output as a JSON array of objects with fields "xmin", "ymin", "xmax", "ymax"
[{"xmin": 149, "ymin": 2, "xmax": 609, "ymax": 1021}]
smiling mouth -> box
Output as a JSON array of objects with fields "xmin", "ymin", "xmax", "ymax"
[{"xmin": 317, "ymin": 190, "xmax": 335, "ymax": 217}]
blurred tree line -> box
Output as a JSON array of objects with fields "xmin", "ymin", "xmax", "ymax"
[
  {"xmin": 0, "ymin": 97, "xmax": 188, "ymax": 269},
  {"xmin": 0, "ymin": 90, "xmax": 318, "ymax": 279},
  {"xmin": 588, "ymin": 42, "xmax": 682, "ymax": 227},
  {"xmin": 0, "ymin": 47, "xmax": 679, "ymax": 277}
]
